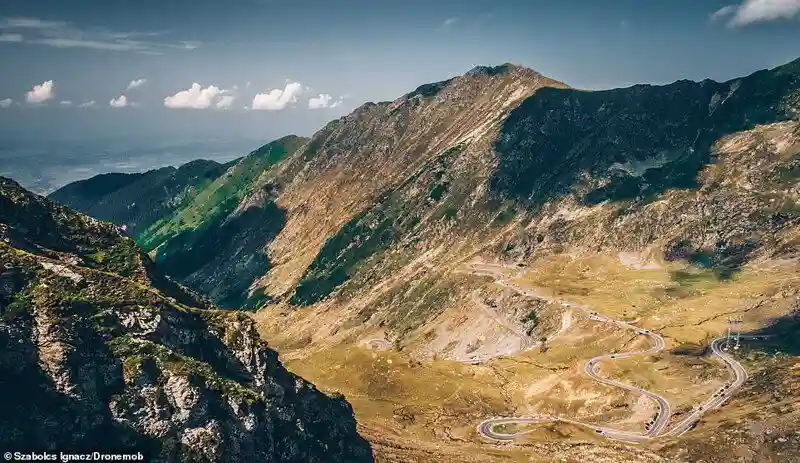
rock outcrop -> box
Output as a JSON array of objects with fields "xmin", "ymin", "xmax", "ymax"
[{"xmin": 0, "ymin": 177, "xmax": 373, "ymax": 462}]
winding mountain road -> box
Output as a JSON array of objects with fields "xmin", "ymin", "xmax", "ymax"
[
  {"xmin": 661, "ymin": 334, "xmax": 765, "ymax": 437},
  {"xmin": 467, "ymin": 262, "xmax": 755, "ymax": 443}
]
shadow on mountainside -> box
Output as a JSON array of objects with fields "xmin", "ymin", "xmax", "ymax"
[
  {"xmin": 153, "ymin": 194, "xmax": 287, "ymax": 309},
  {"xmin": 743, "ymin": 305, "xmax": 800, "ymax": 356},
  {"xmin": 489, "ymin": 59, "xmax": 800, "ymax": 208}
]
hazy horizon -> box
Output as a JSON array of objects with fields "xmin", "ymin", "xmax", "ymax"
[{"xmin": 1, "ymin": 0, "xmax": 799, "ymax": 191}]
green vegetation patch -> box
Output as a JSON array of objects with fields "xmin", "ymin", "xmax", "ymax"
[
  {"xmin": 108, "ymin": 335, "xmax": 260, "ymax": 403},
  {"xmin": 1, "ymin": 287, "xmax": 34, "ymax": 322},
  {"xmin": 665, "ymin": 239, "xmax": 758, "ymax": 281},
  {"xmin": 427, "ymin": 181, "xmax": 449, "ymax": 201},
  {"xmin": 493, "ymin": 60, "xmax": 800, "ymax": 211},
  {"xmin": 139, "ymin": 135, "xmax": 305, "ymax": 252},
  {"xmin": 101, "ymin": 239, "xmax": 141, "ymax": 278},
  {"xmin": 292, "ymin": 208, "xmax": 397, "ymax": 306}
]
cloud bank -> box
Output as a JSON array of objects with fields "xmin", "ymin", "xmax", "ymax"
[
  {"xmin": 308, "ymin": 93, "xmax": 344, "ymax": 109},
  {"xmin": 216, "ymin": 95, "xmax": 236, "ymax": 110},
  {"xmin": 0, "ymin": 98, "xmax": 12, "ymax": 108},
  {"xmin": 0, "ymin": 32, "xmax": 23, "ymax": 42},
  {"xmin": 442, "ymin": 17, "xmax": 460, "ymax": 28},
  {"xmin": 0, "ymin": 16, "xmax": 200, "ymax": 54}
]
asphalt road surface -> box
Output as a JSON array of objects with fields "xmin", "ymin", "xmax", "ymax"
[
  {"xmin": 467, "ymin": 261, "xmax": 754, "ymax": 444},
  {"xmin": 661, "ymin": 335, "xmax": 766, "ymax": 437}
]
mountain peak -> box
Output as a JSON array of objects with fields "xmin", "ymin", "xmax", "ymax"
[{"xmin": 464, "ymin": 62, "xmax": 528, "ymax": 77}]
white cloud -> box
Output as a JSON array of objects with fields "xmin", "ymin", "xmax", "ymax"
[
  {"xmin": 711, "ymin": 5, "xmax": 738, "ymax": 21},
  {"xmin": 164, "ymin": 83, "xmax": 227, "ymax": 109},
  {"xmin": 0, "ymin": 98, "xmax": 11, "ymax": 108},
  {"xmin": 78, "ymin": 100, "xmax": 96, "ymax": 108},
  {"xmin": 442, "ymin": 17, "xmax": 460, "ymax": 27},
  {"xmin": 216, "ymin": 95, "xmax": 236, "ymax": 110},
  {"xmin": 127, "ymin": 78, "xmax": 147, "ymax": 90},
  {"xmin": 308, "ymin": 93, "xmax": 345, "ymax": 109},
  {"xmin": 0, "ymin": 33, "xmax": 22, "ymax": 42},
  {"xmin": 252, "ymin": 82, "xmax": 304, "ymax": 110},
  {"xmin": 711, "ymin": 0, "xmax": 800, "ymax": 26},
  {"xmin": 109, "ymin": 95, "xmax": 128, "ymax": 108},
  {"xmin": 0, "ymin": 16, "xmax": 200, "ymax": 54},
  {"xmin": 308, "ymin": 93, "xmax": 333, "ymax": 109},
  {"xmin": 60, "ymin": 100, "xmax": 72, "ymax": 106},
  {"xmin": 26, "ymin": 80, "xmax": 54, "ymax": 104}
]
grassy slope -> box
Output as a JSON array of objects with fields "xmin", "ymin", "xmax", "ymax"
[
  {"xmin": 49, "ymin": 160, "xmax": 231, "ymax": 236},
  {"xmin": 139, "ymin": 135, "xmax": 308, "ymax": 252}
]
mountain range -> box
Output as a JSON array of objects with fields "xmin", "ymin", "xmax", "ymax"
[{"xmin": 4, "ymin": 57, "xmax": 799, "ymax": 461}]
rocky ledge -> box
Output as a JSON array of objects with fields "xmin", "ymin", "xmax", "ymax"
[{"xmin": 0, "ymin": 177, "xmax": 373, "ymax": 462}]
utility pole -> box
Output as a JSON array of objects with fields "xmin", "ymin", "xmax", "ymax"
[
  {"xmin": 733, "ymin": 318, "xmax": 742, "ymax": 350},
  {"xmin": 724, "ymin": 317, "xmax": 743, "ymax": 351},
  {"xmin": 724, "ymin": 318, "xmax": 732, "ymax": 351}
]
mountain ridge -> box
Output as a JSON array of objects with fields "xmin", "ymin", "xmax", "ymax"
[{"xmin": 46, "ymin": 58, "xmax": 800, "ymax": 462}]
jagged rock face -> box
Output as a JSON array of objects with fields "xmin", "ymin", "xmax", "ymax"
[{"xmin": 0, "ymin": 177, "xmax": 372, "ymax": 462}]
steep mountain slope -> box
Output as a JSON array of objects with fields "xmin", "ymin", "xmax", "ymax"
[
  {"xmin": 0, "ymin": 177, "xmax": 372, "ymax": 462},
  {"xmin": 52, "ymin": 59, "xmax": 800, "ymax": 462},
  {"xmin": 136, "ymin": 135, "xmax": 308, "ymax": 308},
  {"xmin": 50, "ymin": 159, "xmax": 233, "ymax": 236}
]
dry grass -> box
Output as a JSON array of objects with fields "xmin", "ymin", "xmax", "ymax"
[
  {"xmin": 261, "ymin": 252, "xmax": 799, "ymax": 461},
  {"xmin": 513, "ymin": 253, "xmax": 800, "ymax": 343}
]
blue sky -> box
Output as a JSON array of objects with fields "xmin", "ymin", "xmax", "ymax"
[{"xmin": 0, "ymin": 0, "xmax": 799, "ymax": 143}]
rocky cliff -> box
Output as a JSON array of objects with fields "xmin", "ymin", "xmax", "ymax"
[{"xmin": 0, "ymin": 177, "xmax": 372, "ymax": 462}]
